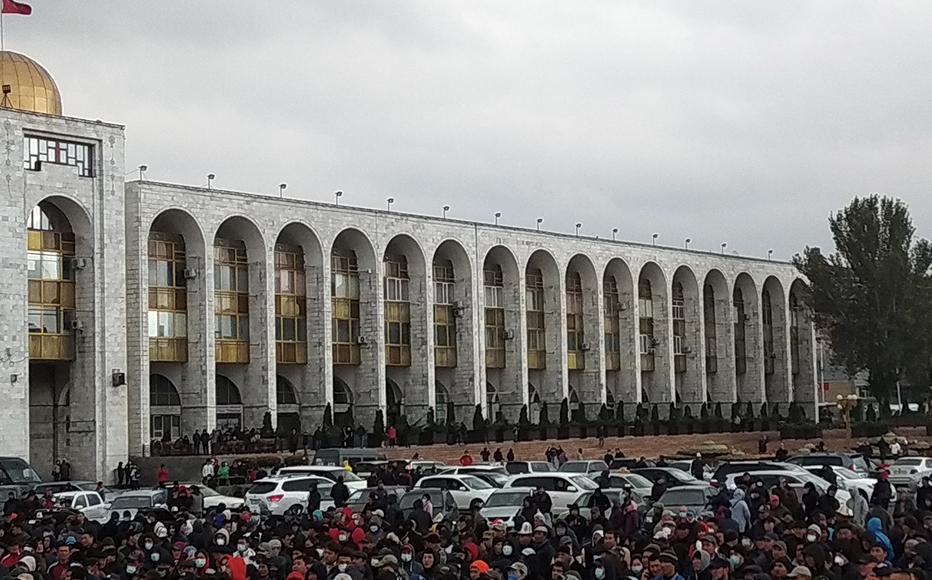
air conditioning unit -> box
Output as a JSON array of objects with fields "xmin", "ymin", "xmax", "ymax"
[
  {"xmin": 503, "ymin": 329, "xmax": 515, "ymax": 340},
  {"xmin": 70, "ymin": 257, "xmax": 87, "ymax": 270},
  {"xmin": 743, "ymin": 314, "xmax": 751, "ymax": 322},
  {"xmin": 580, "ymin": 342, "xmax": 592, "ymax": 352},
  {"xmin": 682, "ymin": 346, "xmax": 692, "ymax": 354},
  {"xmin": 617, "ymin": 301, "xmax": 628, "ymax": 311},
  {"xmin": 183, "ymin": 267, "xmax": 198, "ymax": 279},
  {"xmin": 357, "ymin": 335, "xmax": 368, "ymax": 345},
  {"xmin": 650, "ymin": 338, "xmax": 660, "ymax": 347},
  {"xmin": 71, "ymin": 320, "xmax": 85, "ymax": 331}
]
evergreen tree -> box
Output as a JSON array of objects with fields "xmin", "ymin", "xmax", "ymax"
[
  {"xmin": 559, "ymin": 398, "xmax": 570, "ymax": 426},
  {"xmin": 446, "ymin": 400, "xmax": 456, "ymax": 426},
  {"xmin": 472, "ymin": 405, "xmax": 485, "ymax": 431},
  {"xmin": 539, "ymin": 402, "xmax": 550, "ymax": 426},
  {"xmin": 518, "ymin": 405, "xmax": 530, "ymax": 427},
  {"xmin": 373, "ymin": 409, "xmax": 385, "ymax": 436},
  {"xmin": 745, "ymin": 401, "xmax": 755, "ymax": 419},
  {"xmin": 700, "ymin": 403, "xmax": 710, "ymax": 419},
  {"xmin": 759, "ymin": 402, "xmax": 769, "ymax": 418},
  {"xmin": 714, "ymin": 402, "xmax": 723, "ymax": 418},
  {"xmin": 575, "ymin": 400, "xmax": 587, "ymax": 423},
  {"xmin": 650, "ymin": 404, "xmax": 660, "ymax": 423},
  {"xmin": 322, "ymin": 404, "xmax": 333, "ymax": 429}
]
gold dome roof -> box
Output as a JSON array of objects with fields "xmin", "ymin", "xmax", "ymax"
[{"xmin": 0, "ymin": 51, "xmax": 61, "ymax": 116}]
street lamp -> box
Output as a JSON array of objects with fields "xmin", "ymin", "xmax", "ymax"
[
  {"xmin": 685, "ymin": 237, "xmax": 691, "ymax": 249},
  {"xmin": 494, "ymin": 211, "xmax": 501, "ymax": 225},
  {"xmin": 721, "ymin": 242, "xmax": 727, "ymax": 254},
  {"xmin": 652, "ymin": 233, "xmax": 659, "ymax": 246},
  {"xmin": 612, "ymin": 227, "xmax": 618, "ymax": 241},
  {"xmin": 575, "ymin": 223, "xmax": 582, "ymax": 237},
  {"xmin": 138, "ymin": 164, "xmax": 147, "ymax": 180},
  {"xmin": 768, "ymin": 249, "xmax": 774, "ymax": 260},
  {"xmin": 442, "ymin": 205, "xmax": 450, "ymax": 219},
  {"xmin": 387, "ymin": 197, "xmax": 395, "ymax": 211},
  {"xmin": 279, "ymin": 183, "xmax": 287, "ymax": 198},
  {"xmin": 536, "ymin": 217, "xmax": 543, "ymax": 231},
  {"xmin": 207, "ymin": 173, "xmax": 215, "ymax": 190},
  {"xmin": 334, "ymin": 190, "xmax": 343, "ymax": 205}
]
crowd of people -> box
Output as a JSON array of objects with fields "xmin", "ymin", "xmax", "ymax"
[{"xmin": 2, "ymin": 445, "xmax": 932, "ymax": 580}]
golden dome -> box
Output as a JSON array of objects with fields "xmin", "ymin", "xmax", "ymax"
[{"xmin": 0, "ymin": 51, "xmax": 61, "ymax": 116}]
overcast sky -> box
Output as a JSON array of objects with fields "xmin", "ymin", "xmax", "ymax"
[{"xmin": 13, "ymin": 1, "xmax": 932, "ymax": 259}]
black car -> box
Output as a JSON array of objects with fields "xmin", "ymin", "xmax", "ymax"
[{"xmin": 632, "ymin": 467, "xmax": 704, "ymax": 487}]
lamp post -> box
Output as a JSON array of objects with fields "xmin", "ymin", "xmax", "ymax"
[
  {"xmin": 443, "ymin": 205, "xmax": 450, "ymax": 219},
  {"xmin": 387, "ymin": 197, "xmax": 395, "ymax": 211},
  {"xmin": 207, "ymin": 173, "xmax": 215, "ymax": 190},
  {"xmin": 536, "ymin": 217, "xmax": 543, "ymax": 231},
  {"xmin": 575, "ymin": 223, "xmax": 582, "ymax": 237},
  {"xmin": 721, "ymin": 242, "xmax": 727, "ymax": 254},
  {"xmin": 334, "ymin": 190, "xmax": 343, "ymax": 205},
  {"xmin": 685, "ymin": 237, "xmax": 691, "ymax": 249},
  {"xmin": 768, "ymin": 249, "xmax": 774, "ymax": 260},
  {"xmin": 836, "ymin": 393, "xmax": 859, "ymax": 442},
  {"xmin": 494, "ymin": 212, "xmax": 501, "ymax": 225},
  {"xmin": 652, "ymin": 233, "xmax": 659, "ymax": 246},
  {"xmin": 138, "ymin": 164, "xmax": 147, "ymax": 180},
  {"xmin": 279, "ymin": 183, "xmax": 287, "ymax": 198},
  {"xmin": 612, "ymin": 227, "xmax": 618, "ymax": 241}
]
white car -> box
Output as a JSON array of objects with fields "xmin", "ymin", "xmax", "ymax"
[
  {"xmin": 504, "ymin": 473, "xmax": 599, "ymax": 512},
  {"xmin": 479, "ymin": 487, "xmax": 535, "ymax": 525},
  {"xmin": 889, "ymin": 457, "xmax": 932, "ymax": 487},
  {"xmin": 723, "ymin": 470, "xmax": 851, "ymax": 506},
  {"xmin": 106, "ymin": 489, "xmax": 169, "ymax": 520},
  {"xmin": 246, "ymin": 476, "xmax": 334, "ymax": 516},
  {"xmin": 53, "ymin": 491, "xmax": 110, "ymax": 522},
  {"xmin": 187, "ymin": 484, "xmax": 245, "ymax": 510},
  {"xmin": 414, "ymin": 475, "xmax": 496, "ymax": 510},
  {"xmin": 441, "ymin": 465, "xmax": 509, "ymax": 476},
  {"xmin": 801, "ymin": 466, "xmax": 875, "ymax": 499},
  {"xmin": 275, "ymin": 466, "xmax": 367, "ymax": 491}
]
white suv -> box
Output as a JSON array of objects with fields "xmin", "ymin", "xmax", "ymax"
[
  {"xmin": 275, "ymin": 466, "xmax": 367, "ymax": 491},
  {"xmin": 504, "ymin": 473, "xmax": 598, "ymax": 512},
  {"xmin": 246, "ymin": 476, "xmax": 333, "ymax": 515},
  {"xmin": 414, "ymin": 474, "xmax": 496, "ymax": 509}
]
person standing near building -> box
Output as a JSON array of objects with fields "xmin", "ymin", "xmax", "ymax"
[{"xmin": 156, "ymin": 464, "xmax": 170, "ymax": 486}]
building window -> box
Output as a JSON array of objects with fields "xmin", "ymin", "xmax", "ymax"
[
  {"xmin": 526, "ymin": 269, "xmax": 546, "ymax": 370},
  {"xmin": 734, "ymin": 287, "xmax": 747, "ymax": 375},
  {"xmin": 638, "ymin": 278, "xmax": 655, "ymax": 372},
  {"xmin": 433, "ymin": 259, "xmax": 457, "ymax": 368},
  {"xmin": 566, "ymin": 271, "xmax": 585, "ymax": 370},
  {"xmin": 148, "ymin": 233, "xmax": 188, "ymax": 362},
  {"xmin": 332, "ymin": 250, "xmax": 361, "ymax": 365},
  {"xmin": 703, "ymin": 284, "xmax": 718, "ymax": 374},
  {"xmin": 214, "ymin": 241, "xmax": 249, "ymax": 363},
  {"xmin": 26, "ymin": 205, "xmax": 76, "ymax": 361},
  {"xmin": 384, "ymin": 255, "xmax": 411, "ymax": 367},
  {"xmin": 484, "ymin": 265, "xmax": 506, "ymax": 369},
  {"xmin": 603, "ymin": 275, "xmax": 621, "ymax": 371},
  {"xmin": 762, "ymin": 288, "xmax": 775, "ymax": 375},
  {"xmin": 24, "ymin": 135, "xmax": 93, "ymax": 177},
  {"xmin": 672, "ymin": 281, "xmax": 686, "ymax": 373},
  {"xmin": 275, "ymin": 245, "xmax": 307, "ymax": 364}
]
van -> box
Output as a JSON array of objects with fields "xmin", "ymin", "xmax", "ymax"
[{"xmin": 0, "ymin": 457, "xmax": 42, "ymax": 495}]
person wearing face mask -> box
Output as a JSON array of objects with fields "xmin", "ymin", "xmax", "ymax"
[
  {"xmin": 730, "ymin": 490, "xmax": 751, "ymax": 534},
  {"xmin": 398, "ymin": 544, "xmax": 424, "ymax": 580}
]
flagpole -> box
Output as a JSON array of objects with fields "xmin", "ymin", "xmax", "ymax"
[{"xmin": 1, "ymin": 10, "xmax": 5, "ymax": 51}]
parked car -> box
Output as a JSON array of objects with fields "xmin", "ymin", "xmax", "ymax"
[
  {"xmin": 722, "ymin": 470, "xmax": 851, "ymax": 506},
  {"xmin": 440, "ymin": 465, "xmax": 509, "ymax": 476},
  {"xmin": 0, "ymin": 457, "xmax": 42, "ymax": 495},
  {"xmin": 414, "ymin": 475, "xmax": 496, "ymax": 510},
  {"xmin": 560, "ymin": 488, "xmax": 648, "ymax": 521},
  {"xmin": 479, "ymin": 487, "xmax": 535, "ymax": 525},
  {"xmin": 106, "ymin": 489, "xmax": 168, "ymax": 520},
  {"xmin": 35, "ymin": 481, "xmax": 121, "ymax": 502},
  {"xmin": 311, "ymin": 448, "xmax": 386, "ymax": 467},
  {"xmin": 245, "ymin": 476, "xmax": 334, "ymax": 516},
  {"xmin": 505, "ymin": 461, "xmax": 556, "ymax": 475},
  {"xmin": 657, "ymin": 485, "xmax": 716, "ymax": 514},
  {"xmin": 632, "ymin": 467, "xmax": 707, "ymax": 487},
  {"xmin": 504, "ymin": 473, "xmax": 598, "ymax": 512},
  {"xmin": 799, "ymin": 466, "xmax": 875, "ymax": 499},
  {"xmin": 409, "ymin": 460, "xmax": 447, "ymax": 475},
  {"xmin": 274, "ymin": 466, "xmax": 367, "ymax": 491},
  {"xmin": 399, "ymin": 488, "xmax": 459, "ymax": 524},
  {"xmin": 559, "ymin": 460, "xmax": 610, "ymax": 476},
  {"xmin": 668, "ymin": 460, "xmax": 713, "ymax": 481},
  {"xmin": 889, "ymin": 457, "xmax": 932, "ymax": 487},
  {"xmin": 468, "ymin": 472, "xmax": 511, "ymax": 488},
  {"xmin": 788, "ymin": 453, "xmax": 871, "ymax": 475},
  {"xmin": 595, "ymin": 472, "xmax": 654, "ymax": 497},
  {"xmin": 344, "ymin": 486, "xmax": 409, "ymax": 513},
  {"xmin": 710, "ymin": 461, "xmax": 806, "ymax": 484},
  {"xmin": 53, "ymin": 491, "xmax": 110, "ymax": 522},
  {"xmin": 180, "ymin": 483, "xmax": 244, "ymax": 509}
]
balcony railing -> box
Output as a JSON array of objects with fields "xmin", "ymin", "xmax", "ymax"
[
  {"xmin": 216, "ymin": 340, "xmax": 249, "ymax": 363},
  {"xmin": 29, "ymin": 334, "xmax": 75, "ymax": 361},
  {"xmin": 150, "ymin": 338, "xmax": 187, "ymax": 362}
]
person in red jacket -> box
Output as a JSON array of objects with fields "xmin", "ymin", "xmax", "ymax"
[
  {"xmin": 459, "ymin": 450, "xmax": 474, "ymax": 466},
  {"xmin": 156, "ymin": 464, "xmax": 170, "ymax": 486}
]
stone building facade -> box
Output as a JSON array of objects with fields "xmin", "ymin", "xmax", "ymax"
[{"xmin": 0, "ymin": 51, "xmax": 818, "ymax": 481}]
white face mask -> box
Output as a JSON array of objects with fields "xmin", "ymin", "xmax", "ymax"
[
  {"xmin": 195, "ymin": 559, "xmax": 207, "ymax": 568},
  {"xmin": 806, "ymin": 534, "xmax": 818, "ymax": 543},
  {"xmin": 338, "ymin": 564, "xmax": 348, "ymax": 572},
  {"xmin": 238, "ymin": 544, "xmax": 248, "ymax": 553},
  {"xmin": 401, "ymin": 553, "xmax": 413, "ymax": 562},
  {"xmin": 595, "ymin": 567, "xmax": 606, "ymax": 579},
  {"xmin": 338, "ymin": 534, "xmax": 348, "ymax": 542},
  {"xmin": 631, "ymin": 565, "xmax": 643, "ymax": 574},
  {"xmin": 150, "ymin": 553, "xmax": 160, "ymax": 562},
  {"xmin": 503, "ymin": 545, "xmax": 513, "ymax": 556},
  {"xmin": 216, "ymin": 538, "xmax": 226, "ymax": 546},
  {"xmin": 126, "ymin": 566, "xmax": 137, "ymax": 575},
  {"xmin": 834, "ymin": 555, "xmax": 847, "ymax": 566}
]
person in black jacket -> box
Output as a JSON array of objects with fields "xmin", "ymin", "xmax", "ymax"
[
  {"xmin": 307, "ymin": 480, "xmax": 322, "ymax": 514},
  {"xmin": 330, "ymin": 476, "xmax": 350, "ymax": 508}
]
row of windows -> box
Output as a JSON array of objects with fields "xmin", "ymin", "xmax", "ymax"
[
  {"xmin": 24, "ymin": 136, "xmax": 93, "ymax": 177},
  {"xmin": 28, "ymin": 308, "xmax": 73, "ymax": 334},
  {"xmin": 148, "ymin": 311, "xmax": 188, "ymax": 338},
  {"xmin": 28, "ymin": 251, "xmax": 73, "ymax": 282},
  {"xmin": 216, "ymin": 314, "xmax": 249, "ymax": 341}
]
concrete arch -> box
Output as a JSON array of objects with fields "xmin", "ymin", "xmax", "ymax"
[
  {"xmin": 383, "ymin": 233, "xmax": 430, "ymax": 425},
  {"xmin": 603, "ymin": 258, "xmax": 637, "ymax": 412},
  {"xmin": 214, "ymin": 214, "xmax": 267, "ymax": 258},
  {"xmin": 482, "ymin": 245, "xmax": 523, "ymax": 419},
  {"xmin": 331, "ymin": 227, "xmax": 378, "ymax": 271},
  {"xmin": 734, "ymin": 272, "xmax": 763, "ymax": 403},
  {"xmin": 274, "ymin": 221, "xmax": 327, "ymax": 429},
  {"xmin": 433, "ymin": 238, "xmax": 477, "ymax": 420},
  {"xmin": 762, "ymin": 276, "xmax": 790, "ymax": 405},
  {"xmin": 566, "ymin": 254, "xmax": 601, "ymax": 407},
  {"xmin": 638, "ymin": 262, "xmax": 672, "ymax": 404},
  {"xmin": 27, "ymin": 194, "xmax": 92, "ymax": 238},
  {"xmin": 148, "ymin": 207, "xmax": 207, "ymax": 258},
  {"xmin": 526, "ymin": 249, "xmax": 564, "ymax": 417},
  {"xmin": 789, "ymin": 279, "xmax": 816, "ymax": 416},
  {"xmin": 672, "ymin": 265, "xmax": 702, "ymax": 406},
  {"xmin": 702, "ymin": 269, "xmax": 735, "ymax": 404}
]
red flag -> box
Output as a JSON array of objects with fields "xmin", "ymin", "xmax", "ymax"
[{"xmin": 2, "ymin": 0, "xmax": 31, "ymax": 15}]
